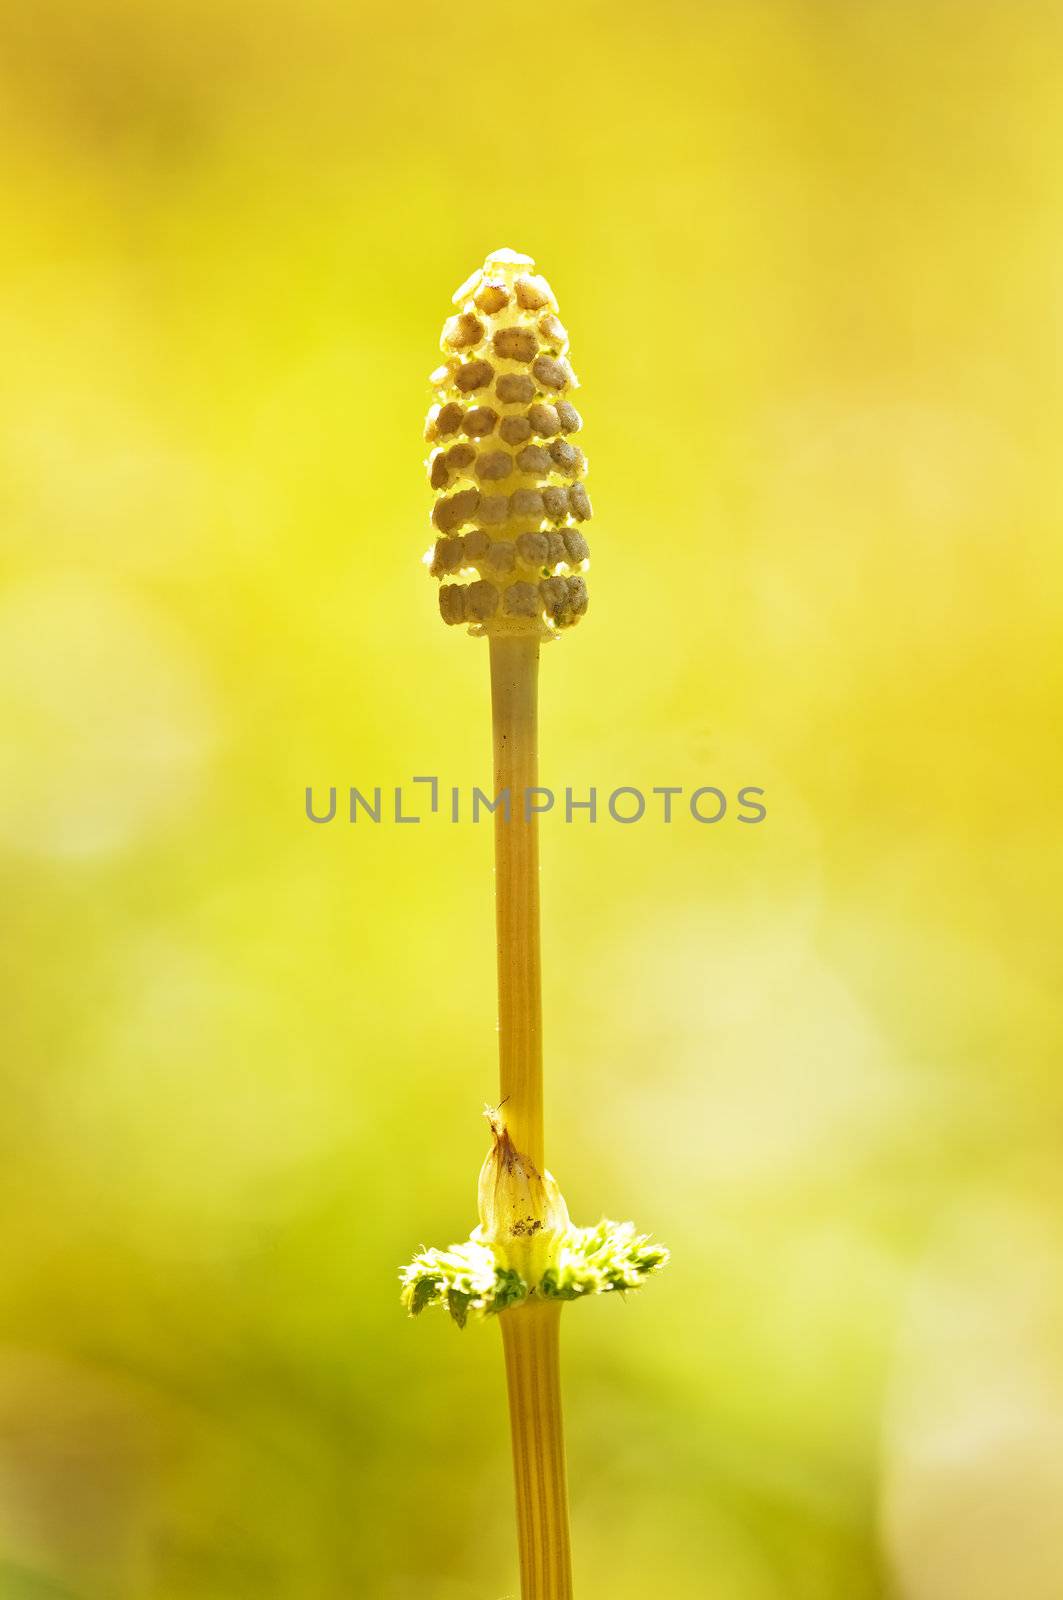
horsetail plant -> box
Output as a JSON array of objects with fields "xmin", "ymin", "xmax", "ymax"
[{"xmin": 402, "ymin": 248, "xmax": 668, "ymax": 1600}]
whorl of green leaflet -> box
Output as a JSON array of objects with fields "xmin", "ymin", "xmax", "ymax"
[{"xmin": 400, "ymin": 1110, "xmax": 669, "ymax": 1328}]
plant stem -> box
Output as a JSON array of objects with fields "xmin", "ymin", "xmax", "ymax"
[
  {"xmin": 489, "ymin": 634, "xmax": 573, "ymax": 1600},
  {"xmin": 489, "ymin": 634, "xmax": 544, "ymax": 1172},
  {"xmin": 500, "ymin": 1299, "xmax": 573, "ymax": 1600}
]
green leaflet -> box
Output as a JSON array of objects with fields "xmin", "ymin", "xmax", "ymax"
[{"xmin": 400, "ymin": 1220, "xmax": 669, "ymax": 1329}]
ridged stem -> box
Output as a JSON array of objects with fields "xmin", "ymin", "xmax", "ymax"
[
  {"xmin": 489, "ymin": 634, "xmax": 544, "ymax": 1172},
  {"xmin": 489, "ymin": 635, "xmax": 572, "ymax": 1598},
  {"xmin": 500, "ymin": 1299, "xmax": 573, "ymax": 1600}
]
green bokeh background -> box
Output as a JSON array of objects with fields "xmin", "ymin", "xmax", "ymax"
[{"xmin": 2, "ymin": 2, "xmax": 1061, "ymax": 1596}]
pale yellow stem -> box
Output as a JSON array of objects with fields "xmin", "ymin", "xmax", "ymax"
[
  {"xmin": 489, "ymin": 634, "xmax": 573, "ymax": 1599},
  {"xmin": 500, "ymin": 1299, "xmax": 573, "ymax": 1600},
  {"xmin": 489, "ymin": 634, "xmax": 544, "ymax": 1172}
]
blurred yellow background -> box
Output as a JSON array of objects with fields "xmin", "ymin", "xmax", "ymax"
[{"xmin": 2, "ymin": 1, "xmax": 1061, "ymax": 1596}]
